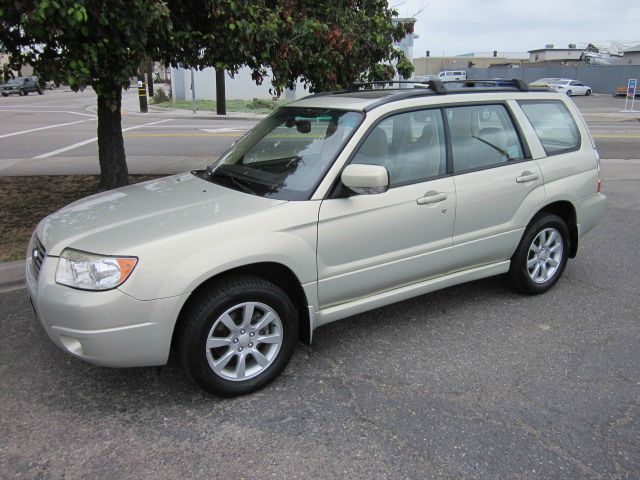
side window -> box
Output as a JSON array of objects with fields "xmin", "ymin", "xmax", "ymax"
[
  {"xmin": 446, "ymin": 104, "xmax": 524, "ymax": 173},
  {"xmin": 519, "ymin": 101, "xmax": 581, "ymax": 155},
  {"xmin": 351, "ymin": 109, "xmax": 446, "ymax": 187}
]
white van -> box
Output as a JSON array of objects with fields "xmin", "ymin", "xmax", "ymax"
[{"xmin": 438, "ymin": 70, "xmax": 467, "ymax": 81}]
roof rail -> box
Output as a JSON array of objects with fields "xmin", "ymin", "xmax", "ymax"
[
  {"xmin": 346, "ymin": 80, "xmax": 433, "ymax": 92},
  {"xmin": 439, "ymin": 78, "xmax": 530, "ymax": 92}
]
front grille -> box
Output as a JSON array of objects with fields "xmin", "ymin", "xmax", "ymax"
[{"xmin": 32, "ymin": 237, "xmax": 46, "ymax": 279}]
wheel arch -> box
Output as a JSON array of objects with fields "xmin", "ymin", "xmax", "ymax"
[
  {"xmin": 171, "ymin": 262, "xmax": 312, "ymax": 355},
  {"xmin": 531, "ymin": 201, "xmax": 578, "ymax": 257}
]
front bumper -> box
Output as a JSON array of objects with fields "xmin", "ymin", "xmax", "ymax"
[{"xmin": 26, "ymin": 255, "xmax": 189, "ymax": 367}]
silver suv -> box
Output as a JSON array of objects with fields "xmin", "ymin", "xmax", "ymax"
[{"xmin": 26, "ymin": 80, "xmax": 607, "ymax": 396}]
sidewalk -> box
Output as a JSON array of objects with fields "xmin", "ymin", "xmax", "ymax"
[
  {"xmin": 117, "ymin": 95, "xmax": 269, "ymax": 121},
  {"xmin": 0, "ymin": 155, "xmax": 211, "ymax": 176},
  {"xmin": 0, "ymin": 261, "xmax": 24, "ymax": 293}
]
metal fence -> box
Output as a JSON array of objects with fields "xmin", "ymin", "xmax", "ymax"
[{"xmin": 466, "ymin": 65, "xmax": 640, "ymax": 94}]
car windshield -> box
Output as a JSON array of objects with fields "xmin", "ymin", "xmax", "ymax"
[{"xmin": 207, "ymin": 107, "xmax": 363, "ymax": 200}]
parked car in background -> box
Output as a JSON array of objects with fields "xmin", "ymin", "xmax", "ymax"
[
  {"xmin": 529, "ymin": 78, "xmax": 592, "ymax": 96},
  {"xmin": 1, "ymin": 76, "xmax": 43, "ymax": 96},
  {"xmin": 614, "ymin": 85, "xmax": 640, "ymax": 97},
  {"xmin": 27, "ymin": 80, "xmax": 606, "ymax": 396},
  {"xmin": 438, "ymin": 70, "xmax": 466, "ymax": 81}
]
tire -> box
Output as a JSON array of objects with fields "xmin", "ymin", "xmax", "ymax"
[
  {"xmin": 19, "ymin": 89, "xmax": 25, "ymax": 96},
  {"xmin": 1, "ymin": 93, "xmax": 7, "ymax": 97},
  {"xmin": 508, "ymin": 214, "xmax": 569, "ymax": 295},
  {"xmin": 177, "ymin": 275, "xmax": 298, "ymax": 397},
  {"xmin": 586, "ymin": 89, "xmax": 592, "ymax": 96},
  {"xmin": 37, "ymin": 89, "xmax": 43, "ymax": 95},
  {"xmin": 566, "ymin": 90, "xmax": 572, "ymax": 96}
]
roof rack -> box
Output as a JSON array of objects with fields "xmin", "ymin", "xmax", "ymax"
[{"xmin": 345, "ymin": 78, "xmax": 530, "ymax": 94}]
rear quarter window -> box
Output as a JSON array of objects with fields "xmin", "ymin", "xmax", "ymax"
[{"xmin": 518, "ymin": 100, "xmax": 581, "ymax": 155}]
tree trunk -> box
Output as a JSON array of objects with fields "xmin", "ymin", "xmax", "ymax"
[
  {"xmin": 216, "ymin": 68, "xmax": 226, "ymax": 115},
  {"xmin": 97, "ymin": 87, "xmax": 128, "ymax": 190},
  {"xmin": 146, "ymin": 57, "xmax": 154, "ymax": 97}
]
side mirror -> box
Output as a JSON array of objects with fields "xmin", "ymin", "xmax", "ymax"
[{"xmin": 341, "ymin": 164, "xmax": 389, "ymax": 195}]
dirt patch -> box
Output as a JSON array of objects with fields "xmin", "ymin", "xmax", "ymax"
[{"xmin": 0, "ymin": 175, "xmax": 163, "ymax": 262}]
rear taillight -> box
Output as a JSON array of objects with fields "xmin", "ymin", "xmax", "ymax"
[{"xmin": 597, "ymin": 180, "xmax": 602, "ymax": 193}]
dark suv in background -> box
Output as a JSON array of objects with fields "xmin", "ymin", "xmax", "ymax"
[{"xmin": 1, "ymin": 76, "xmax": 43, "ymax": 96}]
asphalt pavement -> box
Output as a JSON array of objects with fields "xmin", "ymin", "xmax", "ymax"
[
  {"xmin": 1, "ymin": 159, "xmax": 639, "ymax": 478},
  {"xmin": 1, "ymin": 88, "xmax": 639, "ymax": 479}
]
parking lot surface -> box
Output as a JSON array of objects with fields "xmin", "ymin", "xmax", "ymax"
[
  {"xmin": 1, "ymin": 158, "xmax": 639, "ymax": 478},
  {"xmin": 1, "ymin": 89, "xmax": 639, "ymax": 478}
]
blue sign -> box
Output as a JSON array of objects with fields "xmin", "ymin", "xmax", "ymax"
[{"xmin": 628, "ymin": 79, "xmax": 637, "ymax": 98}]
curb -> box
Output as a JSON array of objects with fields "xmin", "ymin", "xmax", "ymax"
[{"xmin": 0, "ymin": 260, "xmax": 25, "ymax": 292}]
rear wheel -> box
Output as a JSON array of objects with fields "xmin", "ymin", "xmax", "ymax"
[
  {"xmin": 37, "ymin": 88, "xmax": 43, "ymax": 95},
  {"xmin": 177, "ymin": 275, "xmax": 298, "ymax": 397},
  {"xmin": 508, "ymin": 214, "xmax": 569, "ymax": 294}
]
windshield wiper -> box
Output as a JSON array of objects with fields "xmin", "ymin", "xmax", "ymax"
[{"xmin": 209, "ymin": 167, "xmax": 257, "ymax": 196}]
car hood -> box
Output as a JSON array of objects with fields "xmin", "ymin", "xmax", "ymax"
[{"xmin": 38, "ymin": 172, "xmax": 287, "ymax": 256}]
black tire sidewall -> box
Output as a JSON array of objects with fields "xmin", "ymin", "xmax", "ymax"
[
  {"xmin": 180, "ymin": 279, "xmax": 298, "ymax": 397},
  {"xmin": 509, "ymin": 214, "xmax": 569, "ymax": 294}
]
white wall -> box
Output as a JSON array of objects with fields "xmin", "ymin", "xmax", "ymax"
[{"xmin": 171, "ymin": 66, "xmax": 309, "ymax": 101}]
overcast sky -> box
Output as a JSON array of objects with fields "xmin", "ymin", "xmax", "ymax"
[{"xmin": 393, "ymin": 0, "xmax": 640, "ymax": 57}]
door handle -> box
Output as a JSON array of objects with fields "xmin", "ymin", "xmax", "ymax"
[
  {"xmin": 417, "ymin": 192, "xmax": 447, "ymax": 205},
  {"xmin": 516, "ymin": 171, "xmax": 539, "ymax": 183}
]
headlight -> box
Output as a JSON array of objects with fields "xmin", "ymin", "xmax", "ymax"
[{"xmin": 55, "ymin": 248, "xmax": 138, "ymax": 291}]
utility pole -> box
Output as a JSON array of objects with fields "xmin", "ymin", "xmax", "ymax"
[{"xmin": 137, "ymin": 72, "xmax": 148, "ymax": 113}]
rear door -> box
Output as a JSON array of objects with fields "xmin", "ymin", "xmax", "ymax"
[{"xmin": 446, "ymin": 103, "xmax": 545, "ymax": 271}]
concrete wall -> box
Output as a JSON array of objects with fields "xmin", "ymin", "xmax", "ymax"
[
  {"xmin": 466, "ymin": 65, "xmax": 640, "ymax": 94},
  {"xmin": 528, "ymin": 50, "xmax": 584, "ymax": 62},
  {"xmin": 171, "ymin": 66, "xmax": 308, "ymax": 101},
  {"xmin": 625, "ymin": 52, "xmax": 640, "ymax": 65},
  {"xmin": 413, "ymin": 57, "xmax": 516, "ymax": 76}
]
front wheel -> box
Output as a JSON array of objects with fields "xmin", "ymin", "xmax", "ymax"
[
  {"xmin": 586, "ymin": 89, "xmax": 592, "ymax": 96},
  {"xmin": 566, "ymin": 90, "xmax": 572, "ymax": 96},
  {"xmin": 508, "ymin": 214, "xmax": 569, "ymax": 295},
  {"xmin": 177, "ymin": 275, "xmax": 298, "ymax": 397},
  {"xmin": 37, "ymin": 89, "xmax": 43, "ymax": 95},
  {"xmin": 19, "ymin": 89, "xmax": 25, "ymax": 96}
]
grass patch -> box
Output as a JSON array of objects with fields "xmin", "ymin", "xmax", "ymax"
[
  {"xmin": 0, "ymin": 175, "xmax": 163, "ymax": 262},
  {"xmin": 155, "ymin": 98, "xmax": 288, "ymax": 114}
]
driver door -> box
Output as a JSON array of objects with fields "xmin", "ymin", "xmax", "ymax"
[{"xmin": 317, "ymin": 109, "xmax": 455, "ymax": 308}]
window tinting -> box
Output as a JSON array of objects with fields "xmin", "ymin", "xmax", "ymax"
[
  {"xmin": 351, "ymin": 109, "xmax": 446, "ymax": 187},
  {"xmin": 519, "ymin": 101, "xmax": 580, "ymax": 155},
  {"xmin": 446, "ymin": 104, "xmax": 524, "ymax": 172}
]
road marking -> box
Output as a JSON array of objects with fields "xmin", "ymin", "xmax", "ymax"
[
  {"xmin": 124, "ymin": 133, "xmax": 241, "ymax": 138},
  {"xmin": 32, "ymin": 118, "xmax": 174, "ymax": 159},
  {"xmin": 592, "ymin": 134, "xmax": 640, "ymax": 138},
  {"xmin": 0, "ymin": 108, "xmax": 97, "ymax": 118},
  {"xmin": 122, "ymin": 125, "xmax": 251, "ymax": 129},
  {"xmin": 201, "ymin": 127, "xmax": 247, "ymax": 133},
  {"xmin": 0, "ymin": 118, "xmax": 97, "ymax": 140}
]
